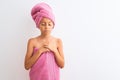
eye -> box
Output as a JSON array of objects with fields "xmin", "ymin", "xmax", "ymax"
[
  {"xmin": 48, "ymin": 23, "xmax": 52, "ymax": 26},
  {"xmin": 40, "ymin": 22, "xmax": 46, "ymax": 26}
]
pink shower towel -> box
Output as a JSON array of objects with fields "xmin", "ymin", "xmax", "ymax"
[
  {"xmin": 29, "ymin": 48, "xmax": 60, "ymax": 80},
  {"xmin": 31, "ymin": 2, "xmax": 55, "ymax": 28}
]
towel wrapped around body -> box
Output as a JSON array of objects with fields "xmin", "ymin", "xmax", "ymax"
[{"xmin": 29, "ymin": 48, "xmax": 60, "ymax": 80}]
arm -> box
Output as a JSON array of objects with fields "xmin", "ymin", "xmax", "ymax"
[
  {"xmin": 24, "ymin": 39, "xmax": 42, "ymax": 70},
  {"xmin": 51, "ymin": 39, "xmax": 65, "ymax": 68}
]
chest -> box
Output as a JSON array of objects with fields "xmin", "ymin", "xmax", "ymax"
[{"xmin": 34, "ymin": 39, "xmax": 57, "ymax": 48}]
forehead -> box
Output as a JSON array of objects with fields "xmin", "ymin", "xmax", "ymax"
[{"xmin": 40, "ymin": 17, "xmax": 52, "ymax": 23}]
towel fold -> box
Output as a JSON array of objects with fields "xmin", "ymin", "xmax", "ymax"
[
  {"xmin": 31, "ymin": 2, "xmax": 55, "ymax": 28},
  {"xmin": 29, "ymin": 48, "xmax": 59, "ymax": 80}
]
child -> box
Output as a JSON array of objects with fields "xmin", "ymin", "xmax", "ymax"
[{"xmin": 24, "ymin": 2, "xmax": 65, "ymax": 80}]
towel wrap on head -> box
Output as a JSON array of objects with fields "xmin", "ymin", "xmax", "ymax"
[{"xmin": 31, "ymin": 2, "xmax": 55, "ymax": 28}]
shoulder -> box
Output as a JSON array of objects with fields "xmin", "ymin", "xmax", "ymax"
[
  {"xmin": 27, "ymin": 37, "xmax": 38, "ymax": 46},
  {"xmin": 52, "ymin": 36, "xmax": 62, "ymax": 42},
  {"xmin": 57, "ymin": 38, "xmax": 62, "ymax": 44},
  {"xmin": 52, "ymin": 36, "xmax": 63, "ymax": 46}
]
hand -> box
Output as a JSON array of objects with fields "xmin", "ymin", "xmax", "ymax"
[
  {"xmin": 37, "ymin": 45, "xmax": 50, "ymax": 54},
  {"xmin": 44, "ymin": 45, "xmax": 59, "ymax": 55}
]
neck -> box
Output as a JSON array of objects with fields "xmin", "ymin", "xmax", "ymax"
[{"xmin": 40, "ymin": 33, "xmax": 51, "ymax": 39}]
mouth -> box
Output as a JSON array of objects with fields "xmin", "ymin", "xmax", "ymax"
[{"xmin": 45, "ymin": 29, "xmax": 51, "ymax": 30}]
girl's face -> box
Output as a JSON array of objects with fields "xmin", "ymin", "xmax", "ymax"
[{"xmin": 39, "ymin": 17, "xmax": 54, "ymax": 34}]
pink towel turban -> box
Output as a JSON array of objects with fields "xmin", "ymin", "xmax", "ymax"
[{"xmin": 31, "ymin": 2, "xmax": 55, "ymax": 28}]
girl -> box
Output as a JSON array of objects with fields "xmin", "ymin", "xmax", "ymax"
[{"xmin": 24, "ymin": 2, "xmax": 65, "ymax": 80}]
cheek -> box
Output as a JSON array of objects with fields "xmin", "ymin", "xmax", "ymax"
[
  {"xmin": 50, "ymin": 23, "xmax": 54, "ymax": 28},
  {"xmin": 51, "ymin": 24, "xmax": 54, "ymax": 29},
  {"xmin": 51, "ymin": 26, "xmax": 54, "ymax": 29}
]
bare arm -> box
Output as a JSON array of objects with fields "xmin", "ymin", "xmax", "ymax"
[
  {"xmin": 55, "ymin": 39, "xmax": 65, "ymax": 68},
  {"xmin": 47, "ymin": 38, "xmax": 65, "ymax": 68},
  {"xmin": 24, "ymin": 39, "xmax": 47, "ymax": 70}
]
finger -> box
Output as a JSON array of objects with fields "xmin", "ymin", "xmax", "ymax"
[
  {"xmin": 43, "ymin": 43, "xmax": 49, "ymax": 46},
  {"xmin": 44, "ymin": 45, "xmax": 49, "ymax": 48},
  {"xmin": 44, "ymin": 46, "xmax": 51, "ymax": 51},
  {"xmin": 46, "ymin": 48, "xmax": 50, "ymax": 51}
]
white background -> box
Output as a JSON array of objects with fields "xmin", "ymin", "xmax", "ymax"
[{"xmin": 0, "ymin": 0, "xmax": 120, "ymax": 80}]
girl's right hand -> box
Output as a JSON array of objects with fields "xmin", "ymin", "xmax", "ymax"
[{"xmin": 37, "ymin": 45, "xmax": 50, "ymax": 54}]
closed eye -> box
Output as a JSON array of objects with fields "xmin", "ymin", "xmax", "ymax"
[
  {"xmin": 48, "ymin": 23, "xmax": 52, "ymax": 26},
  {"xmin": 41, "ymin": 23, "xmax": 46, "ymax": 26}
]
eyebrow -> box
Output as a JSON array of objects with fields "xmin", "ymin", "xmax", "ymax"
[{"xmin": 40, "ymin": 21, "xmax": 52, "ymax": 24}]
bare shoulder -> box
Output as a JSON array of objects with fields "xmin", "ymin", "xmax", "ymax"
[
  {"xmin": 52, "ymin": 36, "xmax": 63, "ymax": 46},
  {"xmin": 57, "ymin": 38, "xmax": 62, "ymax": 44},
  {"xmin": 27, "ymin": 37, "xmax": 38, "ymax": 46}
]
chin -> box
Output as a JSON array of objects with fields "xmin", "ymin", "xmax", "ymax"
[{"xmin": 44, "ymin": 31, "xmax": 51, "ymax": 33}]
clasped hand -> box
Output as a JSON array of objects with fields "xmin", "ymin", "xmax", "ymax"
[{"xmin": 41, "ymin": 44, "xmax": 58, "ymax": 55}]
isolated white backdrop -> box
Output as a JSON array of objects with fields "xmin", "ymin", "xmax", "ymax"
[{"xmin": 0, "ymin": 0, "xmax": 120, "ymax": 80}]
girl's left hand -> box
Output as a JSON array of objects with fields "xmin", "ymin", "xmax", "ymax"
[{"xmin": 44, "ymin": 45, "xmax": 59, "ymax": 55}]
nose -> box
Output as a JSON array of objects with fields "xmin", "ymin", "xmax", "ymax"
[
  {"xmin": 44, "ymin": 25, "xmax": 48, "ymax": 29},
  {"xmin": 44, "ymin": 24, "xmax": 50, "ymax": 28}
]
